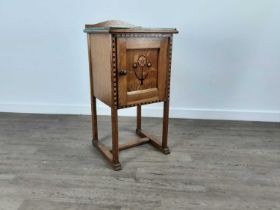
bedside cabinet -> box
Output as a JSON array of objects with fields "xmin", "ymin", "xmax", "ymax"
[{"xmin": 84, "ymin": 20, "xmax": 178, "ymax": 170}]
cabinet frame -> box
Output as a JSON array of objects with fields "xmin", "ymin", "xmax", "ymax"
[{"xmin": 87, "ymin": 32, "xmax": 176, "ymax": 170}]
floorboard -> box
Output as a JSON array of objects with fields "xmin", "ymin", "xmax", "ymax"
[{"xmin": 0, "ymin": 112, "xmax": 279, "ymax": 210}]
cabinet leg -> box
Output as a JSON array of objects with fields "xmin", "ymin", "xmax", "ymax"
[
  {"xmin": 111, "ymin": 108, "xmax": 121, "ymax": 170},
  {"xmin": 136, "ymin": 105, "xmax": 141, "ymax": 131},
  {"xmin": 162, "ymin": 100, "xmax": 170, "ymax": 154},
  {"xmin": 91, "ymin": 96, "xmax": 98, "ymax": 141}
]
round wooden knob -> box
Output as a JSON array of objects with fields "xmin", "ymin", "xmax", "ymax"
[
  {"xmin": 133, "ymin": 63, "xmax": 138, "ymax": 68},
  {"xmin": 147, "ymin": 62, "xmax": 152, "ymax": 67},
  {"xmin": 119, "ymin": 70, "xmax": 127, "ymax": 76}
]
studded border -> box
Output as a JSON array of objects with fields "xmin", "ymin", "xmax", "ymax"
[
  {"xmin": 114, "ymin": 33, "xmax": 171, "ymax": 38},
  {"xmin": 111, "ymin": 33, "xmax": 173, "ymax": 109},
  {"xmin": 111, "ymin": 35, "xmax": 118, "ymax": 108},
  {"xmin": 167, "ymin": 35, "xmax": 173, "ymax": 100}
]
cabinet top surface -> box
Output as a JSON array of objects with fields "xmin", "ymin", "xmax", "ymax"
[{"xmin": 84, "ymin": 20, "xmax": 178, "ymax": 34}]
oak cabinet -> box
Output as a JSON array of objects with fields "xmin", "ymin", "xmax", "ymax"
[{"xmin": 84, "ymin": 20, "xmax": 178, "ymax": 170}]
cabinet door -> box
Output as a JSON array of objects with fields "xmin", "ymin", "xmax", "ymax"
[{"xmin": 117, "ymin": 36, "xmax": 169, "ymax": 107}]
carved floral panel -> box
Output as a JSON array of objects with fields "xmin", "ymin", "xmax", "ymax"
[{"xmin": 126, "ymin": 49, "xmax": 159, "ymax": 92}]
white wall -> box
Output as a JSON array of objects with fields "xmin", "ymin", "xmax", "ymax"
[{"xmin": 0, "ymin": 0, "xmax": 279, "ymax": 122}]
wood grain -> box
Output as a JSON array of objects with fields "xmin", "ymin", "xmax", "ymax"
[
  {"xmin": 117, "ymin": 36, "xmax": 169, "ymax": 107},
  {"xmin": 87, "ymin": 34, "xmax": 98, "ymax": 141},
  {"xmin": 88, "ymin": 33, "xmax": 112, "ymax": 106},
  {"xmin": 1, "ymin": 113, "xmax": 280, "ymax": 209},
  {"xmin": 117, "ymin": 37, "xmax": 127, "ymax": 107},
  {"xmin": 111, "ymin": 108, "xmax": 120, "ymax": 170},
  {"xmin": 85, "ymin": 20, "xmax": 138, "ymax": 29}
]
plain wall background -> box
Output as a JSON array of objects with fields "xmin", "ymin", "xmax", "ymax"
[{"xmin": 0, "ymin": 0, "xmax": 279, "ymax": 122}]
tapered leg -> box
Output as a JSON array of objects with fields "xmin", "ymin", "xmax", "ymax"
[
  {"xmin": 136, "ymin": 105, "xmax": 141, "ymax": 131},
  {"xmin": 91, "ymin": 96, "xmax": 98, "ymax": 141},
  {"xmin": 111, "ymin": 108, "xmax": 121, "ymax": 170},
  {"xmin": 162, "ymin": 100, "xmax": 170, "ymax": 154}
]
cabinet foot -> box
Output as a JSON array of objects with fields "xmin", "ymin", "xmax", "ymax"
[
  {"xmin": 112, "ymin": 162, "xmax": 122, "ymax": 171},
  {"xmin": 162, "ymin": 147, "xmax": 170, "ymax": 155}
]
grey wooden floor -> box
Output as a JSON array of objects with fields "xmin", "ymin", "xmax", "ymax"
[{"xmin": 0, "ymin": 112, "xmax": 280, "ymax": 210}]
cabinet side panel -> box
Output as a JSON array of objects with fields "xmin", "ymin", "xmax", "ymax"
[
  {"xmin": 158, "ymin": 38, "xmax": 169, "ymax": 100},
  {"xmin": 89, "ymin": 34, "xmax": 112, "ymax": 106}
]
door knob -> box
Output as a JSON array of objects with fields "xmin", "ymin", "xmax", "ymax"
[{"xmin": 118, "ymin": 70, "xmax": 127, "ymax": 76}]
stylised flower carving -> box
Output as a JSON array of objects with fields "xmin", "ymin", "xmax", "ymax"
[
  {"xmin": 133, "ymin": 55, "xmax": 152, "ymax": 85},
  {"xmin": 137, "ymin": 55, "xmax": 147, "ymax": 67}
]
